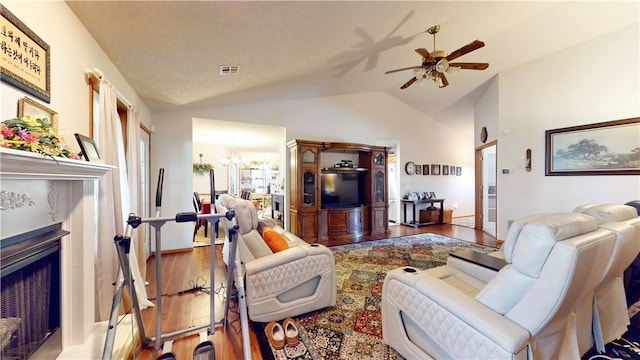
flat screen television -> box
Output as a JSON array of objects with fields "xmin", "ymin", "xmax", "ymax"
[{"xmin": 321, "ymin": 172, "xmax": 364, "ymax": 208}]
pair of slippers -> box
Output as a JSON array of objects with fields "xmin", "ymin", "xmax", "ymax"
[{"xmin": 264, "ymin": 318, "xmax": 299, "ymax": 349}]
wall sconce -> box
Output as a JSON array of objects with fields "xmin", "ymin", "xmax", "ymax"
[{"xmin": 525, "ymin": 148, "xmax": 532, "ymax": 172}]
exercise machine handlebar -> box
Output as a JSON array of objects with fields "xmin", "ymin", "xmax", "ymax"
[{"xmin": 155, "ymin": 168, "xmax": 164, "ymax": 207}]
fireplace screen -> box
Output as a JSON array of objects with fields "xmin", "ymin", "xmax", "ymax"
[{"xmin": 1, "ymin": 225, "xmax": 64, "ymax": 360}]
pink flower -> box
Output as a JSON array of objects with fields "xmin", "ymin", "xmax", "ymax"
[
  {"xmin": 0, "ymin": 126, "xmax": 14, "ymax": 139},
  {"xmin": 24, "ymin": 133, "xmax": 39, "ymax": 143}
]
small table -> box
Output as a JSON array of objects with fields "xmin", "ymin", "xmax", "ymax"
[
  {"xmin": 449, "ymin": 249, "xmax": 507, "ymax": 272},
  {"xmin": 401, "ymin": 198, "xmax": 445, "ymax": 228}
]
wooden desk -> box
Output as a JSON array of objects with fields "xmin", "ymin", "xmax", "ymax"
[
  {"xmin": 401, "ymin": 198, "xmax": 445, "ymax": 228},
  {"xmin": 449, "ymin": 249, "xmax": 507, "ymax": 272}
]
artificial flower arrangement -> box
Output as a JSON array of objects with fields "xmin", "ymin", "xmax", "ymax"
[
  {"xmin": 1, "ymin": 117, "xmax": 79, "ymax": 159},
  {"xmin": 193, "ymin": 153, "xmax": 213, "ymax": 175}
]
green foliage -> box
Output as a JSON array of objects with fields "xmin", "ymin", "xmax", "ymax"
[{"xmin": 193, "ymin": 162, "xmax": 213, "ymax": 175}]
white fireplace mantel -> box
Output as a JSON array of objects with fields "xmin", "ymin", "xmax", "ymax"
[
  {"xmin": 1, "ymin": 148, "xmax": 114, "ymax": 354},
  {"xmin": 0, "ymin": 147, "xmax": 112, "ymax": 180}
]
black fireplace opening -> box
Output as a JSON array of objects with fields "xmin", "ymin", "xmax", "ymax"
[{"xmin": 1, "ymin": 223, "xmax": 68, "ymax": 360}]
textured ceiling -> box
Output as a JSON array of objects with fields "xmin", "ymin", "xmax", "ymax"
[{"xmin": 66, "ymin": 1, "xmax": 638, "ymax": 120}]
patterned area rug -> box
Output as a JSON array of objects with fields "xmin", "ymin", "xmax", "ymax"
[{"xmin": 254, "ymin": 233, "xmax": 496, "ymax": 360}]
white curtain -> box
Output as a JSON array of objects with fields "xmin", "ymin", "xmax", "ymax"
[
  {"xmin": 126, "ymin": 108, "xmax": 148, "ymax": 279},
  {"xmin": 94, "ymin": 73, "xmax": 153, "ymax": 321}
]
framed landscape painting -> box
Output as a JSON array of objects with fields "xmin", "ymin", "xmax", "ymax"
[{"xmin": 545, "ymin": 117, "xmax": 640, "ymax": 176}]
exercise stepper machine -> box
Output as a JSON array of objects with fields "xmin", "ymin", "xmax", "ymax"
[{"xmin": 102, "ymin": 169, "xmax": 252, "ymax": 360}]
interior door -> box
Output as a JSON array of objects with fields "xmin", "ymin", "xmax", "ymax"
[
  {"xmin": 475, "ymin": 141, "xmax": 497, "ymax": 237},
  {"xmin": 387, "ymin": 152, "xmax": 399, "ymax": 223}
]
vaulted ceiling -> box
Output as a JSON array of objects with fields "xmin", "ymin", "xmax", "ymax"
[{"xmin": 66, "ymin": 1, "xmax": 637, "ymax": 119}]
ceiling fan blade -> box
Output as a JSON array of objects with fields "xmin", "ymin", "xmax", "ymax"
[
  {"xmin": 446, "ymin": 40, "xmax": 485, "ymax": 61},
  {"xmin": 385, "ymin": 66, "xmax": 423, "ymax": 75},
  {"xmin": 400, "ymin": 77, "xmax": 417, "ymax": 89},
  {"xmin": 415, "ymin": 48, "xmax": 434, "ymax": 62},
  {"xmin": 449, "ymin": 62, "xmax": 489, "ymax": 70},
  {"xmin": 439, "ymin": 73, "xmax": 449, "ymax": 88}
]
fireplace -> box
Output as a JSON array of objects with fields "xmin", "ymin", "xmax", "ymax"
[
  {"xmin": 0, "ymin": 148, "xmax": 112, "ymax": 358},
  {"xmin": 1, "ymin": 224, "xmax": 67, "ymax": 359}
]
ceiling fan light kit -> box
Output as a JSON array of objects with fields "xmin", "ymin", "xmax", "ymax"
[{"xmin": 386, "ymin": 25, "xmax": 489, "ymax": 89}]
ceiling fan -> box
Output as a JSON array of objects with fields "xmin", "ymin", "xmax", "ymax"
[{"xmin": 385, "ymin": 25, "xmax": 489, "ymax": 89}]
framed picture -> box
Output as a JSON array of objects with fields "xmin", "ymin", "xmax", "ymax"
[
  {"xmin": 545, "ymin": 117, "xmax": 640, "ymax": 176},
  {"xmin": 456, "ymin": 166, "xmax": 462, "ymax": 176},
  {"xmin": 422, "ymin": 164, "xmax": 429, "ymax": 175},
  {"xmin": 74, "ymin": 133, "xmax": 102, "ymax": 163},
  {"xmin": 415, "ymin": 164, "xmax": 422, "ymax": 175},
  {"xmin": 18, "ymin": 97, "xmax": 57, "ymax": 131},
  {"xmin": 450, "ymin": 165, "xmax": 455, "ymax": 175},
  {"xmin": 431, "ymin": 164, "xmax": 441, "ymax": 175},
  {"xmin": 0, "ymin": 5, "xmax": 51, "ymax": 103},
  {"xmin": 442, "ymin": 165, "xmax": 449, "ymax": 175}
]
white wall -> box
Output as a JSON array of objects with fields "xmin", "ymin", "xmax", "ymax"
[
  {"xmin": 475, "ymin": 76, "xmax": 500, "ymax": 146},
  {"xmin": 1, "ymin": 1, "xmax": 151, "ymax": 149},
  {"xmin": 494, "ymin": 24, "xmax": 640, "ymax": 238},
  {"xmin": 152, "ymin": 91, "xmax": 476, "ymax": 250},
  {"xmin": 192, "ymin": 142, "xmax": 230, "ymax": 193}
]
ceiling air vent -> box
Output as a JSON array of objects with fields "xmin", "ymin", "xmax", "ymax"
[{"xmin": 219, "ymin": 65, "xmax": 240, "ymax": 75}]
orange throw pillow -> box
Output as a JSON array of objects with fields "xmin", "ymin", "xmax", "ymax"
[{"xmin": 262, "ymin": 227, "xmax": 289, "ymax": 253}]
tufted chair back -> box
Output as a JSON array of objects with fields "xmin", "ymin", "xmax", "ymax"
[{"xmin": 217, "ymin": 194, "xmax": 273, "ymax": 264}]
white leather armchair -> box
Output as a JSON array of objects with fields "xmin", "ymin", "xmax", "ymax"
[
  {"xmin": 382, "ymin": 212, "xmax": 617, "ymax": 359},
  {"xmin": 216, "ymin": 194, "xmax": 336, "ymax": 322},
  {"xmin": 573, "ymin": 203, "xmax": 640, "ymax": 352}
]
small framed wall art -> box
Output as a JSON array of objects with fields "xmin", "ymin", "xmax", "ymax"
[
  {"xmin": 415, "ymin": 164, "xmax": 422, "ymax": 175},
  {"xmin": 431, "ymin": 164, "xmax": 441, "ymax": 175},
  {"xmin": 422, "ymin": 164, "xmax": 429, "ymax": 175},
  {"xmin": 18, "ymin": 97, "xmax": 57, "ymax": 131}
]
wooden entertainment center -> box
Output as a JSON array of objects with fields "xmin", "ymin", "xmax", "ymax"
[{"xmin": 288, "ymin": 139, "xmax": 390, "ymax": 246}]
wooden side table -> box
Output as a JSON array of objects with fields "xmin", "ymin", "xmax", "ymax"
[{"xmin": 401, "ymin": 198, "xmax": 445, "ymax": 228}]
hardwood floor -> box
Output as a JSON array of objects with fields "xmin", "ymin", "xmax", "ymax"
[{"xmin": 133, "ymin": 223, "xmax": 496, "ymax": 360}]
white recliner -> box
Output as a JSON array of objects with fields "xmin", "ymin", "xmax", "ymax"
[
  {"xmin": 573, "ymin": 203, "xmax": 640, "ymax": 352},
  {"xmin": 382, "ymin": 212, "xmax": 617, "ymax": 359},
  {"xmin": 216, "ymin": 194, "xmax": 337, "ymax": 322},
  {"xmin": 434, "ymin": 204, "xmax": 640, "ymax": 355}
]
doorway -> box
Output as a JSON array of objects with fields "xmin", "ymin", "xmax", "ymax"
[
  {"xmin": 140, "ymin": 125, "xmax": 151, "ymax": 259},
  {"xmin": 475, "ymin": 141, "xmax": 497, "ymax": 237},
  {"xmin": 387, "ymin": 150, "xmax": 400, "ymax": 225}
]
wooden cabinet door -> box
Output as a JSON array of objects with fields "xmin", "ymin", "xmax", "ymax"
[
  {"xmin": 371, "ymin": 206, "xmax": 388, "ymax": 235},
  {"xmin": 298, "ymin": 212, "xmax": 318, "ymax": 243}
]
